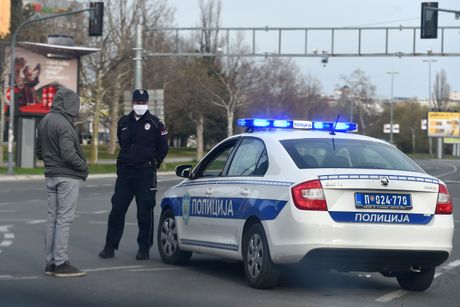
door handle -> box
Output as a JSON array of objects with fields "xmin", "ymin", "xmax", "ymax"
[
  {"xmin": 240, "ymin": 188, "xmax": 250, "ymax": 196},
  {"xmin": 205, "ymin": 187, "xmax": 213, "ymax": 196}
]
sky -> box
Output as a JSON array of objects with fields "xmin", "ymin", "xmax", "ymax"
[{"xmin": 169, "ymin": 0, "xmax": 460, "ymax": 100}]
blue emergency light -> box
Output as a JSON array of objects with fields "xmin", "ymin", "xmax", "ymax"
[{"xmin": 237, "ymin": 118, "xmax": 358, "ymax": 132}]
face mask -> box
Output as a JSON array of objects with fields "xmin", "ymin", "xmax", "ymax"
[{"xmin": 133, "ymin": 104, "xmax": 148, "ymax": 116}]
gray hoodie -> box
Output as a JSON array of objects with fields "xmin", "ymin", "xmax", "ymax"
[{"xmin": 36, "ymin": 88, "xmax": 88, "ymax": 180}]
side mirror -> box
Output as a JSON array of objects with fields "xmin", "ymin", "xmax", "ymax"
[{"xmin": 175, "ymin": 164, "xmax": 193, "ymax": 178}]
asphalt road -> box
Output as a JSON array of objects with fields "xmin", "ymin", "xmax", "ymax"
[{"xmin": 0, "ymin": 160, "xmax": 459, "ymax": 307}]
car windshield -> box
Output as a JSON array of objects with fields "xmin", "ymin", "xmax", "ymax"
[{"xmin": 280, "ymin": 138, "xmax": 423, "ymax": 172}]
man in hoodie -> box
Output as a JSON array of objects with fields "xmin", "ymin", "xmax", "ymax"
[{"xmin": 36, "ymin": 87, "xmax": 88, "ymax": 277}]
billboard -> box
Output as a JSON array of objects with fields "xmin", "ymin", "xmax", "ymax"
[
  {"xmin": 427, "ymin": 112, "xmax": 460, "ymax": 137},
  {"xmin": 4, "ymin": 46, "xmax": 78, "ymax": 116}
]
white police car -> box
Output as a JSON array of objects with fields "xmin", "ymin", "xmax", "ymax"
[{"xmin": 157, "ymin": 118, "xmax": 454, "ymax": 290}]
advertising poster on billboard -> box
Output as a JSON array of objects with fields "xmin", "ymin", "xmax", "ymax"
[
  {"xmin": 427, "ymin": 112, "xmax": 460, "ymax": 137},
  {"xmin": 4, "ymin": 46, "xmax": 78, "ymax": 116}
]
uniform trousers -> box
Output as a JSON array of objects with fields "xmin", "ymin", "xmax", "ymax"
[{"xmin": 105, "ymin": 166, "xmax": 157, "ymax": 251}]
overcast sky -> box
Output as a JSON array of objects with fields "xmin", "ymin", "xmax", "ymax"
[{"xmin": 169, "ymin": 0, "xmax": 460, "ymax": 100}]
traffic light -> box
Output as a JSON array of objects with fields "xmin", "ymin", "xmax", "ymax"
[
  {"xmin": 421, "ymin": 2, "xmax": 438, "ymax": 39},
  {"xmin": 89, "ymin": 2, "xmax": 104, "ymax": 37}
]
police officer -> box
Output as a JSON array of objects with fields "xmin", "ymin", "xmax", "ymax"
[{"xmin": 99, "ymin": 89, "xmax": 168, "ymax": 260}]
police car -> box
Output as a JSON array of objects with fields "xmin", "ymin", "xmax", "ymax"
[{"xmin": 157, "ymin": 118, "xmax": 454, "ymax": 290}]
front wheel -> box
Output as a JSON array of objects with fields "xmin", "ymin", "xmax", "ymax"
[
  {"xmin": 396, "ymin": 267, "xmax": 435, "ymax": 291},
  {"xmin": 157, "ymin": 209, "xmax": 192, "ymax": 265},
  {"xmin": 243, "ymin": 223, "xmax": 280, "ymax": 289}
]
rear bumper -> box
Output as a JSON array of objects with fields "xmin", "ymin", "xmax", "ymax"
[
  {"xmin": 263, "ymin": 208, "xmax": 454, "ymax": 265},
  {"xmin": 301, "ymin": 248, "xmax": 449, "ymax": 272}
]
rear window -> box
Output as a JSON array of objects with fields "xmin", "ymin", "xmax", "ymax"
[{"xmin": 280, "ymin": 138, "xmax": 423, "ymax": 172}]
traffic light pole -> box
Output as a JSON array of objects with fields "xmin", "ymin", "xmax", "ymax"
[{"xmin": 7, "ymin": 8, "xmax": 94, "ymax": 175}]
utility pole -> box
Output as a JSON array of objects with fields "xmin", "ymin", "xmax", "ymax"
[
  {"xmin": 134, "ymin": 24, "xmax": 143, "ymax": 89},
  {"xmin": 423, "ymin": 59, "xmax": 437, "ymax": 155},
  {"xmin": 386, "ymin": 71, "xmax": 399, "ymax": 144}
]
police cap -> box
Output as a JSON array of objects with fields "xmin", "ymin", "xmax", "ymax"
[{"xmin": 132, "ymin": 89, "xmax": 149, "ymax": 101}]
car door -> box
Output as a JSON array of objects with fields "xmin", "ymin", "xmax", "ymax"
[
  {"xmin": 210, "ymin": 137, "xmax": 269, "ymax": 255},
  {"xmin": 178, "ymin": 138, "xmax": 240, "ymax": 251}
]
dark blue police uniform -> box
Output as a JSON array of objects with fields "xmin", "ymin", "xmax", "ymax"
[{"xmin": 100, "ymin": 89, "xmax": 168, "ymax": 260}]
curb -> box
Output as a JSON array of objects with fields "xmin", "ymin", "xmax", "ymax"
[{"xmin": 0, "ymin": 171, "xmax": 177, "ymax": 182}]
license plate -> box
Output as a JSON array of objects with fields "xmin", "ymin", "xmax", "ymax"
[{"xmin": 355, "ymin": 192, "xmax": 412, "ymax": 209}]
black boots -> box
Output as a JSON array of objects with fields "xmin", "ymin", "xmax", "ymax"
[
  {"xmin": 99, "ymin": 246, "xmax": 115, "ymax": 259},
  {"xmin": 136, "ymin": 249, "xmax": 149, "ymax": 260}
]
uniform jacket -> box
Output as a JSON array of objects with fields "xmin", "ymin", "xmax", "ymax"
[
  {"xmin": 36, "ymin": 88, "xmax": 88, "ymax": 180},
  {"xmin": 117, "ymin": 110, "xmax": 168, "ymax": 168}
]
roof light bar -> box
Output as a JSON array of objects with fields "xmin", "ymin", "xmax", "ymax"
[{"xmin": 237, "ymin": 118, "xmax": 358, "ymax": 132}]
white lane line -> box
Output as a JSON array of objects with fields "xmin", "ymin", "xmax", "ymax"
[
  {"xmin": 4, "ymin": 233, "xmax": 14, "ymax": 239},
  {"xmin": 26, "ymin": 219, "xmax": 47, "ymax": 225},
  {"xmin": 88, "ymin": 221, "xmax": 137, "ymax": 226},
  {"xmin": 454, "ymin": 220, "xmax": 460, "ymax": 223},
  {"xmin": 0, "ymin": 210, "xmax": 16, "ymax": 213},
  {"xmin": 127, "ymin": 267, "xmax": 183, "ymax": 272},
  {"xmin": 82, "ymin": 265, "xmax": 145, "ymax": 272},
  {"xmin": 76, "ymin": 210, "xmax": 108, "ymax": 215},
  {"xmin": 445, "ymin": 181, "xmax": 460, "ymax": 184},
  {"xmin": 0, "ymin": 275, "xmax": 40, "ymax": 280},
  {"xmin": 375, "ymin": 259, "xmax": 460, "ymax": 303},
  {"xmin": 375, "ymin": 290, "xmax": 407, "ymax": 303},
  {"xmin": 436, "ymin": 163, "xmax": 458, "ymax": 179},
  {"xmin": 0, "ymin": 240, "xmax": 13, "ymax": 247}
]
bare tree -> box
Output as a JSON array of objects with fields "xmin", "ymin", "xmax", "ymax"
[
  {"xmin": 432, "ymin": 69, "xmax": 451, "ymax": 111},
  {"xmin": 341, "ymin": 69, "xmax": 377, "ymax": 134},
  {"xmin": 202, "ymin": 32, "xmax": 255, "ymax": 137}
]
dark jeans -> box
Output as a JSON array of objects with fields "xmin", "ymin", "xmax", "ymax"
[{"xmin": 105, "ymin": 166, "xmax": 157, "ymax": 251}]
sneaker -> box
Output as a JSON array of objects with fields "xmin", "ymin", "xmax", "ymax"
[
  {"xmin": 44, "ymin": 264, "xmax": 55, "ymax": 276},
  {"xmin": 136, "ymin": 249, "xmax": 149, "ymax": 260},
  {"xmin": 54, "ymin": 262, "xmax": 86, "ymax": 277},
  {"xmin": 99, "ymin": 246, "xmax": 115, "ymax": 259}
]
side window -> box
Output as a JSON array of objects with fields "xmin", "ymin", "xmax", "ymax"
[
  {"xmin": 202, "ymin": 147, "xmax": 234, "ymax": 177},
  {"xmin": 227, "ymin": 138, "xmax": 267, "ymax": 177},
  {"xmin": 194, "ymin": 139, "xmax": 238, "ymax": 178}
]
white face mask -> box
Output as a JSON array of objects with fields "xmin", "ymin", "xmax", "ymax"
[{"xmin": 133, "ymin": 104, "xmax": 148, "ymax": 116}]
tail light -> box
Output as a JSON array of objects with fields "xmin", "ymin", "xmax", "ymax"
[
  {"xmin": 291, "ymin": 179, "xmax": 327, "ymax": 211},
  {"xmin": 436, "ymin": 183, "xmax": 453, "ymax": 214}
]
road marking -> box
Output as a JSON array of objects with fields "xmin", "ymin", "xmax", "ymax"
[
  {"xmin": 454, "ymin": 220, "xmax": 460, "ymax": 223},
  {"xmin": 375, "ymin": 259, "xmax": 460, "ymax": 303},
  {"xmin": 445, "ymin": 181, "xmax": 460, "ymax": 184},
  {"xmin": 0, "ymin": 275, "xmax": 40, "ymax": 280},
  {"xmin": 82, "ymin": 265, "xmax": 145, "ymax": 272},
  {"xmin": 375, "ymin": 289, "xmax": 407, "ymax": 303},
  {"xmin": 0, "ymin": 225, "xmax": 14, "ymax": 249},
  {"xmin": 89, "ymin": 221, "xmax": 137, "ymax": 226},
  {"xmin": 127, "ymin": 267, "xmax": 183, "ymax": 272},
  {"xmin": 436, "ymin": 163, "xmax": 458, "ymax": 179},
  {"xmin": 26, "ymin": 219, "xmax": 47, "ymax": 225},
  {"xmin": 76, "ymin": 210, "xmax": 108, "ymax": 215},
  {"xmin": 0, "ymin": 210, "xmax": 16, "ymax": 213}
]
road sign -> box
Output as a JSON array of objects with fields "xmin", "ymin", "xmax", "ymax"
[
  {"xmin": 421, "ymin": 119, "xmax": 427, "ymax": 130},
  {"xmin": 384, "ymin": 124, "xmax": 399, "ymax": 134}
]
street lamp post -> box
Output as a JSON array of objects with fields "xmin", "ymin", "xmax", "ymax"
[
  {"xmin": 422, "ymin": 59, "xmax": 437, "ymax": 156},
  {"xmin": 386, "ymin": 71, "xmax": 399, "ymax": 144}
]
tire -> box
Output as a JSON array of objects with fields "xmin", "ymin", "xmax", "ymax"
[
  {"xmin": 157, "ymin": 209, "xmax": 192, "ymax": 265},
  {"xmin": 396, "ymin": 267, "xmax": 435, "ymax": 291},
  {"xmin": 243, "ymin": 223, "xmax": 280, "ymax": 289}
]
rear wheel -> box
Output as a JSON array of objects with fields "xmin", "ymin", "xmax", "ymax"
[
  {"xmin": 243, "ymin": 223, "xmax": 280, "ymax": 289},
  {"xmin": 396, "ymin": 267, "xmax": 435, "ymax": 291},
  {"xmin": 157, "ymin": 209, "xmax": 192, "ymax": 265}
]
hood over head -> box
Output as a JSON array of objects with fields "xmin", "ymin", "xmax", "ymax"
[{"xmin": 51, "ymin": 88, "xmax": 80, "ymax": 119}]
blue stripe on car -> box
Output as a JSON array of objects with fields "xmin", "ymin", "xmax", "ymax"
[
  {"xmin": 178, "ymin": 179, "xmax": 294, "ymax": 187},
  {"xmin": 161, "ymin": 197, "xmax": 287, "ymax": 221}
]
